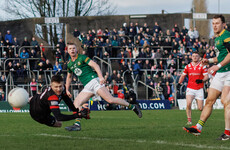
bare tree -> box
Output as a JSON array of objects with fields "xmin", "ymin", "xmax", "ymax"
[{"xmin": 5, "ymin": 0, "xmax": 116, "ymax": 45}]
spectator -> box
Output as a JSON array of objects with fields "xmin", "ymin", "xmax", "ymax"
[
  {"xmin": 118, "ymin": 27, "xmax": 125, "ymax": 37},
  {"xmin": 22, "ymin": 64, "xmax": 29, "ymax": 79},
  {"xmin": 134, "ymin": 22, "xmax": 140, "ymax": 35},
  {"xmin": 116, "ymin": 73, "xmax": 123, "ymax": 84},
  {"xmin": 132, "ymin": 60, "xmax": 141, "ymax": 80},
  {"xmin": 138, "ymin": 48, "xmax": 147, "ymax": 58},
  {"xmin": 111, "ymin": 28, "xmax": 118, "ymax": 36},
  {"xmin": 12, "ymin": 37, "xmax": 20, "ymax": 54},
  {"xmin": 188, "ymin": 28, "xmax": 194, "ymax": 40},
  {"xmin": 104, "ymin": 38, "xmax": 112, "ymax": 56},
  {"xmin": 31, "ymin": 37, "xmax": 39, "ymax": 52},
  {"xmin": 20, "ymin": 49, "xmax": 29, "ymax": 59},
  {"xmin": 181, "ymin": 26, "xmax": 188, "ymax": 35},
  {"xmin": 112, "ymin": 80, "xmax": 119, "ymax": 96},
  {"xmin": 44, "ymin": 59, "xmax": 53, "ymax": 71},
  {"xmin": 143, "ymin": 59, "xmax": 151, "ymax": 75},
  {"xmin": 84, "ymin": 36, "xmax": 93, "ymax": 58},
  {"xmin": 168, "ymin": 59, "xmax": 177, "ymax": 74},
  {"xmin": 174, "ymin": 24, "xmax": 180, "ymax": 33},
  {"xmin": 122, "ymin": 23, "xmax": 129, "ymax": 35},
  {"xmin": 37, "ymin": 61, "xmax": 45, "ymax": 75},
  {"xmin": 21, "ymin": 37, "xmax": 30, "ymax": 51},
  {"xmin": 0, "ymin": 74, "xmax": 6, "ymax": 88},
  {"xmin": 193, "ymin": 27, "xmax": 199, "ymax": 39},
  {"xmin": 153, "ymin": 22, "xmax": 161, "ymax": 33},
  {"xmin": 29, "ymin": 49, "xmax": 37, "ymax": 70},
  {"xmin": 156, "ymin": 82, "xmax": 165, "ymax": 100},
  {"xmin": 146, "ymin": 74, "xmax": 154, "ymax": 86},
  {"xmin": 96, "ymin": 38, "xmax": 105, "ymax": 58},
  {"xmin": 111, "ymin": 70, "xmax": 118, "ymax": 81},
  {"xmin": 73, "ymin": 28, "xmax": 80, "ymax": 37},
  {"xmin": 14, "ymin": 62, "xmax": 22, "ymax": 79},
  {"xmin": 120, "ymin": 61, "xmax": 128, "ymax": 74},
  {"xmin": 5, "ymin": 30, "xmax": 12, "ymax": 44},
  {"xmin": 111, "ymin": 36, "xmax": 119, "ymax": 57},
  {"xmin": 163, "ymin": 81, "xmax": 172, "ymax": 100},
  {"xmin": 128, "ymin": 28, "xmax": 135, "ymax": 42},
  {"xmin": 146, "ymin": 74, "xmax": 154, "ymax": 98},
  {"xmin": 132, "ymin": 47, "xmax": 139, "ymax": 59},
  {"xmin": 57, "ymin": 38, "xmax": 66, "ymax": 62},
  {"xmin": 0, "ymin": 90, "xmax": 5, "ymax": 101},
  {"xmin": 117, "ymin": 50, "xmax": 127, "ymax": 65},
  {"xmin": 30, "ymin": 78, "xmax": 37, "ymax": 96},
  {"xmin": 53, "ymin": 61, "xmax": 62, "ymax": 75},
  {"xmin": 104, "ymin": 71, "xmax": 112, "ymax": 84},
  {"xmin": 7, "ymin": 48, "xmax": 14, "ymax": 58}
]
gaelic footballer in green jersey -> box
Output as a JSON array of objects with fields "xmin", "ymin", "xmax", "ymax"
[
  {"xmin": 184, "ymin": 15, "xmax": 230, "ymax": 140},
  {"xmin": 65, "ymin": 43, "xmax": 142, "ymax": 131},
  {"xmin": 67, "ymin": 54, "xmax": 98, "ymax": 86}
]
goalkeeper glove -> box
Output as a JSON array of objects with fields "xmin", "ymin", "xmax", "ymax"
[{"xmin": 195, "ymin": 79, "xmax": 203, "ymax": 84}]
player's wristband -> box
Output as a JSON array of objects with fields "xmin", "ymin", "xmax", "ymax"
[
  {"xmin": 217, "ymin": 63, "xmax": 222, "ymax": 68},
  {"xmin": 208, "ymin": 58, "xmax": 214, "ymax": 63}
]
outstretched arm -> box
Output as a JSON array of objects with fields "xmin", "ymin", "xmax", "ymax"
[{"xmin": 66, "ymin": 72, "xmax": 73, "ymax": 98}]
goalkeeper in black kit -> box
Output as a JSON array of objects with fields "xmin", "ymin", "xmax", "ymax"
[{"xmin": 29, "ymin": 75, "xmax": 90, "ymax": 127}]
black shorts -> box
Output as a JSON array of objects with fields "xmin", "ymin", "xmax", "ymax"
[{"xmin": 29, "ymin": 95, "xmax": 56, "ymax": 127}]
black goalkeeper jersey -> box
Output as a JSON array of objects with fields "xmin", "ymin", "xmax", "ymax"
[{"xmin": 30, "ymin": 86, "xmax": 78, "ymax": 121}]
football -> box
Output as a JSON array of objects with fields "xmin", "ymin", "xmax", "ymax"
[{"xmin": 8, "ymin": 88, "xmax": 29, "ymax": 108}]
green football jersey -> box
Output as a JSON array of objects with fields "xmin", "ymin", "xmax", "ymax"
[
  {"xmin": 67, "ymin": 54, "xmax": 98, "ymax": 86},
  {"xmin": 214, "ymin": 29, "xmax": 230, "ymax": 72}
]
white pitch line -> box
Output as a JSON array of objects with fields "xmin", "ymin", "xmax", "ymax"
[{"xmin": 37, "ymin": 133, "xmax": 230, "ymax": 150}]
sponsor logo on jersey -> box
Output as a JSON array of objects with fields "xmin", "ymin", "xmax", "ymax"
[
  {"xmin": 189, "ymin": 73, "xmax": 201, "ymax": 76},
  {"xmin": 51, "ymin": 101, "xmax": 59, "ymax": 106},
  {"xmin": 74, "ymin": 68, "xmax": 82, "ymax": 76}
]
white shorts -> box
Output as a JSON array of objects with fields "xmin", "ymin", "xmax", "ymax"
[
  {"xmin": 81, "ymin": 78, "xmax": 104, "ymax": 95},
  {"xmin": 210, "ymin": 71, "xmax": 230, "ymax": 92},
  {"xmin": 186, "ymin": 88, "xmax": 204, "ymax": 100}
]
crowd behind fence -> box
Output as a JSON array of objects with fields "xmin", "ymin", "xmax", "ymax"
[{"xmin": 0, "ymin": 22, "xmax": 218, "ymax": 106}]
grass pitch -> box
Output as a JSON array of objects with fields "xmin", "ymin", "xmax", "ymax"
[{"xmin": 0, "ymin": 109, "xmax": 230, "ymax": 150}]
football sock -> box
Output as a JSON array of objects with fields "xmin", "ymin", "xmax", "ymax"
[
  {"xmin": 224, "ymin": 129, "xmax": 230, "ymax": 136},
  {"xmin": 128, "ymin": 104, "xmax": 134, "ymax": 110},
  {"xmin": 196, "ymin": 120, "xmax": 205, "ymax": 131},
  {"xmin": 187, "ymin": 118, "xmax": 192, "ymax": 123},
  {"xmin": 74, "ymin": 118, "xmax": 81, "ymax": 126}
]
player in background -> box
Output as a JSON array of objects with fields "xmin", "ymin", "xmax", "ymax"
[
  {"xmin": 184, "ymin": 15, "xmax": 230, "ymax": 140},
  {"xmin": 65, "ymin": 43, "xmax": 142, "ymax": 131},
  {"xmin": 178, "ymin": 52, "xmax": 209, "ymax": 125},
  {"xmin": 29, "ymin": 75, "xmax": 90, "ymax": 127}
]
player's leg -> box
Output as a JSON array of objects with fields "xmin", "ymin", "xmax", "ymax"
[
  {"xmin": 183, "ymin": 87, "xmax": 220, "ymax": 135},
  {"xmin": 184, "ymin": 74, "xmax": 223, "ymax": 136},
  {"xmin": 73, "ymin": 91, "xmax": 94, "ymax": 109},
  {"xmin": 97, "ymin": 86, "xmax": 129, "ymax": 106},
  {"xmin": 97, "ymin": 86, "xmax": 142, "ymax": 118},
  {"xmin": 186, "ymin": 94, "xmax": 195, "ymax": 125},
  {"xmin": 196, "ymin": 100, "xmax": 203, "ymax": 111},
  {"xmin": 65, "ymin": 91, "xmax": 94, "ymax": 131},
  {"xmin": 217, "ymin": 86, "xmax": 230, "ymax": 140},
  {"xmin": 195, "ymin": 88, "xmax": 204, "ymax": 111}
]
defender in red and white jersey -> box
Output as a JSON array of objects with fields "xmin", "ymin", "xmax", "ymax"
[{"xmin": 179, "ymin": 52, "xmax": 209, "ymax": 125}]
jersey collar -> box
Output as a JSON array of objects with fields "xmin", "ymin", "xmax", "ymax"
[
  {"xmin": 191, "ymin": 61, "xmax": 200, "ymax": 67},
  {"xmin": 219, "ymin": 29, "xmax": 225, "ymax": 37},
  {"xmin": 71, "ymin": 54, "xmax": 78, "ymax": 62}
]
